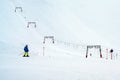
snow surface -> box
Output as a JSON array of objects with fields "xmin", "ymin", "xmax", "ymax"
[
  {"xmin": 1, "ymin": 0, "xmax": 120, "ymax": 80},
  {"xmin": 1, "ymin": 50, "xmax": 120, "ymax": 80}
]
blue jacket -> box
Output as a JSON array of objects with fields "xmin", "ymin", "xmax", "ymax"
[{"xmin": 24, "ymin": 45, "xmax": 29, "ymax": 52}]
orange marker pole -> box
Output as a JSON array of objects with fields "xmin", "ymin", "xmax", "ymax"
[
  {"xmin": 110, "ymin": 52, "xmax": 112, "ymax": 60},
  {"xmin": 106, "ymin": 49, "xmax": 108, "ymax": 60}
]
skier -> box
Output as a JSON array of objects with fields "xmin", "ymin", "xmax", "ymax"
[
  {"xmin": 23, "ymin": 45, "xmax": 29, "ymax": 57},
  {"xmin": 110, "ymin": 49, "xmax": 113, "ymax": 53},
  {"xmin": 110, "ymin": 49, "xmax": 113, "ymax": 60}
]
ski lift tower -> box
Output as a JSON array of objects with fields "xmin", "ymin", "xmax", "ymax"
[
  {"xmin": 43, "ymin": 36, "xmax": 55, "ymax": 44},
  {"xmin": 42, "ymin": 36, "xmax": 55, "ymax": 56},
  {"xmin": 86, "ymin": 45, "xmax": 102, "ymax": 58},
  {"xmin": 15, "ymin": 7, "xmax": 23, "ymax": 12},
  {"xmin": 27, "ymin": 22, "xmax": 37, "ymax": 28}
]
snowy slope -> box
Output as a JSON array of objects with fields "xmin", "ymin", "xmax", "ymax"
[
  {"xmin": 1, "ymin": 51, "xmax": 120, "ymax": 80},
  {"xmin": 1, "ymin": 0, "xmax": 120, "ymax": 80},
  {"xmin": 1, "ymin": 0, "xmax": 120, "ymax": 50}
]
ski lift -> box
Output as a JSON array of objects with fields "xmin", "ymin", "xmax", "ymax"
[
  {"xmin": 15, "ymin": 7, "xmax": 23, "ymax": 12},
  {"xmin": 43, "ymin": 36, "xmax": 55, "ymax": 44},
  {"xmin": 27, "ymin": 22, "xmax": 36, "ymax": 28},
  {"xmin": 86, "ymin": 45, "xmax": 102, "ymax": 58}
]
